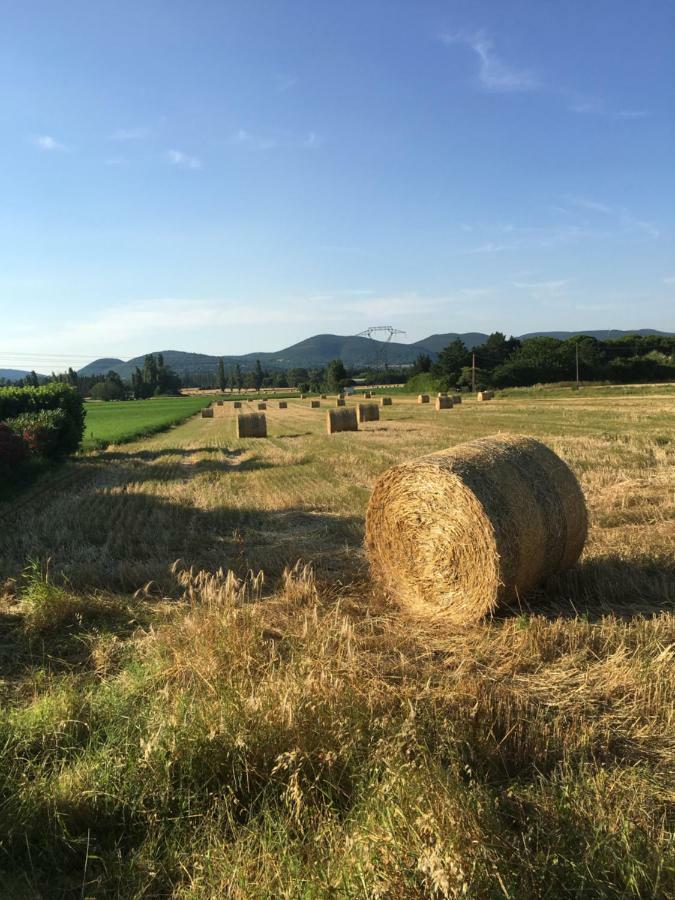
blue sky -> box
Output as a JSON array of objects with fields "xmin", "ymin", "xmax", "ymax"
[{"xmin": 1, "ymin": 0, "xmax": 673, "ymax": 369}]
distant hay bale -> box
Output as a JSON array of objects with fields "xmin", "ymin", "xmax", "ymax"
[
  {"xmin": 451, "ymin": 394, "xmax": 462, "ymax": 404},
  {"xmin": 358, "ymin": 402, "xmax": 380, "ymax": 423},
  {"xmin": 201, "ymin": 407, "xmax": 214, "ymax": 418},
  {"xmin": 365, "ymin": 435, "xmax": 587, "ymax": 626},
  {"xmin": 435, "ymin": 396, "xmax": 453, "ymax": 410},
  {"xmin": 278, "ymin": 401, "xmax": 288, "ymax": 409},
  {"xmin": 320, "ymin": 394, "xmax": 327, "ymax": 399},
  {"xmin": 381, "ymin": 397, "xmax": 393, "ymax": 406},
  {"xmin": 338, "ymin": 392, "xmax": 346, "ymax": 399},
  {"xmin": 299, "ymin": 393, "xmax": 307, "ymax": 399},
  {"xmin": 336, "ymin": 398, "xmax": 346, "ymax": 407},
  {"xmin": 364, "ymin": 392, "xmax": 373, "ymax": 399},
  {"xmin": 327, "ymin": 407, "xmax": 358, "ymax": 434},
  {"xmin": 418, "ymin": 394, "xmax": 430, "ymax": 404},
  {"xmin": 216, "ymin": 400, "xmax": 224, "ymax": 406},
  {"xmin": 437, "ymin": 392, "xmax": 447, "ymax": 399},
  {"xmin": 257, "ymin": 402, "xmax": 267, "ymax": 410},
  {"xmin": 477, "ymin": 391, "xmax": 494, "ymax": 402},
  {"xmin": 236, "ymin": 412, "xmax": 267, "ymax": 438},
  {"xmin": 310, "ymin": 400, "xmax": 321, "ymax": 408},
  {"xmin": 233, "ymin": 401, "xmax": 242, "ymax": 409}
]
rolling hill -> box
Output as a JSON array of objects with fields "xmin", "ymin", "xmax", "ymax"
[
  {"xmin": 77, "ymin": 329, "xmax": 673, "ymax": 379},
  {"xmin": 0, "ymin": 369, "xmax": 48, "ymax": 382}
]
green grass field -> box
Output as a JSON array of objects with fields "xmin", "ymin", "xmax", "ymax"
[
  {"xmin": 0, "ymin": 389, "xmax": 672, "ymax": 897},
  {"xmin": 83, "ymin": 396, "xmax": 211, "ymax": 450}
]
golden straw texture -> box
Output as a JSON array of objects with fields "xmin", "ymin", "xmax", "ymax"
[
  {"xmin": 365, "ymin": 435, "xmax": 587, "ymax": 625},
  {"xmin": 236, "ymin": 413, "xmax": 267, "ymax": 438},
  {"xmin": 327, "ymin": 407, "xmax": 358, "ymax": 434},
  {"xmin": 358, "ymin": 403, "xmax": 380, "ymax": 423}
]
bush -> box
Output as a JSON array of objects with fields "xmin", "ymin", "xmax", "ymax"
[
  {"xmin": 0, "ymin": 423, "xmax": 28, "ymax": 474},
  {"xmin": 90, "ymin": 380, "xmax": 126, "ymax": 402},
  {"xmin": 0, "ymin": 383, "xmax": 84, "ymax": 455},
  {"xmin": 8, "ymin": 410, "xmax": 67, "ymax": 459},
  {"xmin": 404, "ymin": 372, "xmax": 443, "ymax": 393}
]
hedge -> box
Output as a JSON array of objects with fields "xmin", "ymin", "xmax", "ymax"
[
  {"xmin": 0, "ymin": 383, "xmax": 84, "ymax": 455},
  {"xmin": 8, "ymin": 409, "xmax": 68, "ymax": 459}
]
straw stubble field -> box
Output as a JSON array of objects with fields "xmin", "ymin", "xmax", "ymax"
[{"xmin": 0, "ymin": 391, "xmax": 672, "ymax": 897}]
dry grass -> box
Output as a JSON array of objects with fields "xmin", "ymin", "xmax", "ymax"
[{"xmin": 0, "ymin": 391, "xmax": 672, "ymax": 896}]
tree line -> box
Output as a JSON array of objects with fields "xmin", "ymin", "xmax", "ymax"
[
  {"xmin": 409, "ymin": 332, "xmax": 675, "ymax": 390},
  {"xmin": 2, "ymin": 333, "xmax": 672, "ymax": 399}
]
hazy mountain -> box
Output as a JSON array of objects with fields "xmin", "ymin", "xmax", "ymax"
[
  {"xmin": 412, "ymin": 333, "xmax": 489, "ymax": 353},
  {"xmin": 517, "ymin": 329, "xmax": 670, "ymax": 341},
  {"xmin": 0, "ymin": 369, "xmax": 47, "ymax": 382},
  {"xmin": 79, "ymin": 335, "xmax": 422, "ymax": 378},
  {"xmin": 77, "ymin": 329, "xmax": 673, "ymax": 379},
  {"xmin": 76, "ymin": 358, "xmax": 125, "ymax": 377}
]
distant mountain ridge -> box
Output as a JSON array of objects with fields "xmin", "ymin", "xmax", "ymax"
[
  {"xmin": 0, "ymin": 368, "xmax": 48, "ymax": 382},
  {"xmin": 77, "ymin": 329, "xmax": 673, "ymax": 378}
]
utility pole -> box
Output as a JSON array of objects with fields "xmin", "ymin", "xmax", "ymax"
[
  {"xmin": 471, "ymin": 352, "xmax": 476, "ymax": 393},
  {"xmin": 575, "ymin": 342, "xmax": 580, "ymax": 387}
]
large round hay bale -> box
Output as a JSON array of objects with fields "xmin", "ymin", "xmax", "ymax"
[{"xmin": 365, "ymin": 435, "xmax": 587, "ymax": 625}]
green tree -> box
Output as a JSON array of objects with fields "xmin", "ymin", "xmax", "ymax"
[
  {"xmin": 288, "ymin": 368, "xmax": 309, "ymax": 388},
  {"xmin": 217, "ymin": 359, "xmax": 226, "ymax": 392},
  {"xmin": 411, "ymin": 353, "xmax": 432, "ymax": 375},
  {"xmin": 474, "ymin": 332, "xmax": 520, "ymax": 371},
  {"xmin": 254, "ymin": 360, "xmax": 264, "ymax": 391},
  {"xmin": 325, "ymin": 359, "xmax": 347, "ymax": 392},
  {"xmin": 432, "ymin": 339, "xmax": 470, "ymax": 384}
]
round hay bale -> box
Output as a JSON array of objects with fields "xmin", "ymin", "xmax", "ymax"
[{"xmin": 365, "ymin": 435, "xmax": 587, "ymax": 625}]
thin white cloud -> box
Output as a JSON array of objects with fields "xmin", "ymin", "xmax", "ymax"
[
  {"xmin": 440, "ymin": 32, "xmax": 649, "ymax": 116},
  {"xmin": 232, "ymin": 129, "xmax": 279, "ymax": 151},
  {"xmin": 302, "ymin": 131, "xmax": 324, "ymax": 149},
  {"xmin": 274, "ymin": 74, "xmax": 298, "ymax": 94},
  {"xmin": 166, "ymin": 149, "xmax": 202, "ymax": 170},
  {"xmin": 663, "ymin": 276, "xmax": 675, "ymax": 286},
  {"xmin": 441, "ymin": 31, "xmax": 539, "ymax": 93},
  {"xmin": 464, "ymin": 223, "xmax": 612, "ymax": 254},
  {"xmin": 32, "ymin": 135, "xmax": 68, "ymax": 152},
  {"xmin": 111, "ymin": 127, "xmax": 151, "ymax": 141},
  {"xmin": 566, "ymin": 93, "xmax": 650, "ymax": 119},
  {"xmin": 565, "ymin": 196, "xmax": 659, "ymax": 238},
  {"xmin": 617, "ymin": 109, "xmax": 650, "ymax": 119},
  {"xmin": 514, "ymin": 279, "xmax": 570, "ymax": 292},
  {"xmin": 231, "ymin": 129, "xmax": 323, "ymax": 151}
]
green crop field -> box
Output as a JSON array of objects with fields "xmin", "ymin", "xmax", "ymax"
[
  {"xmin": 0, "ymin": 389, "xmax": 673, "ymax": 897},
  {"xmin": 83, "ymin": 395, "xmax": 211, "ymax": 450}
]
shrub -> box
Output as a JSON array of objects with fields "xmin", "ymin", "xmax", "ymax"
[
  {"xmin": 90, "ymin": 380, "xmax": 126, "ymax": 402},
  {"xmin": 8, "ymin": 409, "xmax": 67, "ymax": 459},
  {"xmin": 404, "ymin": 372, "xmax": 443, "ymax": 394},
  {"xmin": 0, "ymin": 423, "xmax": 28, "ymax": 472},
  {"xmin": 0, "ymin": 383, "xmax": 84, "ymax": 455}
]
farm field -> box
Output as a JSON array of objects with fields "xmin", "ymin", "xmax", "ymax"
[
  {"xmin": 82, "ymin": 395, "xmax": 211, "ymax": 450},
  {"xmin": 0, "ymin": 391, "xmax": 673, "ymax": 897}
]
